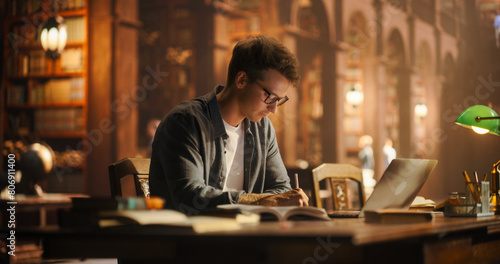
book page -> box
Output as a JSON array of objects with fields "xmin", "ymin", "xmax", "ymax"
[
  {"xmin": 99, "ymin": 210, "xmax": 188, "ymax": 226},
  {"xmin": 217, "ymin": 204, "xmax": 330, "ymax": 221}
]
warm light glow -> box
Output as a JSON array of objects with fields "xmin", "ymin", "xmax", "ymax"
[
  {"xmin": 40, "ymin": 29, "xmax": 48, "ymax": 50},
  {"xmin": 299, "ymin": 0, "xmax": 312, "ymax": 8},
  {"xmin": 414, "ymin": 103, "xmax": 428, "ymax": 118},
  {"xmin": 57, "ymin": 26, "xmax": 67, "ymax": 53},
  {"xmin": 346, "ymin": 84, "xmax": 364, "ymax": 106},
  {"xmin": 40, "ymin": 16, "xmax": 67, "ymax": 59},
  {"xmin": 47, "ymin": 27, "xmax": 59, "ymax": 50},
  {"xmin": 471, "ymin": 126, "xmax": 489, "ymax": 134}
]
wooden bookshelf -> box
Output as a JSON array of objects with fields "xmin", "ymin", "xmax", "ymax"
[{"xmin": 2, "ymin": 0, "xmax": 88, "ymax": 193}]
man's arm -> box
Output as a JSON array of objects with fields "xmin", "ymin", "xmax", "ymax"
[
  {"xmin": 238, "ymin": 188, "xmax": 309, "ymax": 206},
  {"xmin": 259, "ymin": 120, "xmax": 293, "ymax": 194}
]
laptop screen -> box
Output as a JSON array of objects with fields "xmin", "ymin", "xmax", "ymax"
[{"xmin": 359, "ymin": 158, "xmax": 438, "ymax": 217}]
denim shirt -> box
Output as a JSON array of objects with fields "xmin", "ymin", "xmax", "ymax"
[{"xmin": 149, "ymin": 85, "xmax": 291, "ymax": 214}]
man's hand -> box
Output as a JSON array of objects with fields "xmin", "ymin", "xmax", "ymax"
[{"xmin": 238, "ymin": 188, "xmax": 309, "ymax": 207}]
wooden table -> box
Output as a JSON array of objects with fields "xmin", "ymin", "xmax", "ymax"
[
  {"xmin": 0, "ymin": 193, "xmax": 87, "ymax": 227},
  {"xmin": 0, "ymin": 193, "xmax": 88, "ymax": 263},
  {"xmin": 14, "ymin": 214, "xmax": 500, "ymax": 264}
]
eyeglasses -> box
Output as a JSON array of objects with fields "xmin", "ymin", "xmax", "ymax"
[{"xmin": 255, "ymin": 82, "xmax": 289, "ymax": 106}]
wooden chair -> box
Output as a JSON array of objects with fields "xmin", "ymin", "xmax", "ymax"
[
  {"xmin": 108, "ymin": 158, "xmax": 151, "ymax": 198},
  {"xmin": 312, "ymin": 163, "xmax": 366, "ymax": 210}
]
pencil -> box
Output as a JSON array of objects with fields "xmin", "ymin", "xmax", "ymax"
[
  {"xmin": 294, "ymin": 173, "xmax": 299, "ymax": 189},
  {"xmin": 463, "ymin": 171, "xmax": 479, "ymax": 203},
  {"xmin": 474, "ymin": 171, "xmax": 481, "ymax": 198}
]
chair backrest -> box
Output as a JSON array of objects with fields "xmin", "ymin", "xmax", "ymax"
[
  {"xmin": 108, "ymin": 158, "xmax": 151, "ymax": 198},
  {"xmin": 312, "ymin": 163, "xmax": 366, "ymax": 210}
]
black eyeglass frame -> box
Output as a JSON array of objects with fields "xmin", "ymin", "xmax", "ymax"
[{"xmin": 255, "ymin": 82, "xmax": 289, "ymax": 106}]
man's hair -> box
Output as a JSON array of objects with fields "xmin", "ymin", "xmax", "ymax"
[{"xmin": 226, "ymin": 35, "xmax": 300, "ymax": 88}]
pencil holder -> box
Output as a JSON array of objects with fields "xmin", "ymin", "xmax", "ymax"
[{"xmin": 444, "ymin": 181, "xmax": 493, "ymax": 217}]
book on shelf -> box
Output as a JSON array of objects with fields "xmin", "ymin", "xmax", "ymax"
[
  {"xmin": 7, "ymin": 23, "xmax": 41, "ymax": 47},
  {"xmin": 217, "ymin": 204, "xmax": 331, "ymax": 222},
  {"xmin": 29, "ymin": 82, "xmax": 45, "ymax": 103},
  {"xmin": 56, "ymin": 0, "xmax": 85, "ymax": 11},
  {"xmin": 9, "ymin": 0, "xmax": 85, "ymax": 16},
  {"xmin": 28, "ymin": 50, "xmax": 46, "ymax": 74},
  {"xmin": 35, "ymin": 108, "xmax": 83, "ymax": 133},
  {"xmin": 43, "ymin": 77, "xmax": 84, "ymax": 103},
  {"xmin": 11, "ymin": 51, "xmax": 47, "ymax": 76},
  {"xmin": 5, "ymin": 54, "xmax": 14, "ymax": 75},
  {"xmin": 7, "ymin": 112, "xmax": 31, "ymax": 136},
  {"xmin": 61, "ymin": 48, "xmax": 84, "ymax": 72},
  {"xmin": 10, "ymin": 0, "xmax": 42, "ymax": 16},
  {"xmin": 65, "ymin": 16, "xmax": 86, "ymax": 42},
  {"xmin": 7, "ymin": 84, "xmax": 27, "ymax": 105},
  {"xmin": 364, "ymin": 209, "xmax": 437, "ymax": 224}
]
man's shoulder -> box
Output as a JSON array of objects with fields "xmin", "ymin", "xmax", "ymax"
[{"xmin": 168, "ymin": 96, "xmax": 210, "ymax": 120}]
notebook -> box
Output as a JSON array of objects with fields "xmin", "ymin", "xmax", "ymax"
[{"xmin": 327, "ymin": 158, "xmax": 438, "ymax": 218}]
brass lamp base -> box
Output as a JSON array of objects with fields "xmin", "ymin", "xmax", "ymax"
[
  {"xmin": 491, "ymin": 160, "xmax": 500, "ymax": 215},
  {"xmin": 491, "ymin": 194, "xmax": 500, "ymax": 215}
]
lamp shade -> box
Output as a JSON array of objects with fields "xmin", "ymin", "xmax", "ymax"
[
  {"xmin": 455, "ymin": 105, "xmax": 500, "ymax": 136},
  {"xmin": 40, "ymin": 16, "xmax": 67, "ymax": 59}
]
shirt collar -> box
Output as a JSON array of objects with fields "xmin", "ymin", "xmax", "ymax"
[{"xmin": 208, "ymin": 85, "xmax": 228, "ymax": 139}]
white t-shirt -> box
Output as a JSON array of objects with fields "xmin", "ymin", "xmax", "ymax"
[{"xmin": 222, "ymin": 120, "xmax": 245, "ymax": 191}]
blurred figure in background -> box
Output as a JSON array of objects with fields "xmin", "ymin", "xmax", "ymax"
[
  {"xmin": 146, "ymin": 118, "xmax": 161, "ymax": 157},
  {"xmin": 358, "ymin": 135, "xmax": 375, "ymax": 197},
  {"xmin": 383, "ymin": 138, "xmax": 396, "ymax": 168}
]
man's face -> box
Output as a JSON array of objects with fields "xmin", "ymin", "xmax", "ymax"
[{"xmin": 238, "ymin": 69, "xmax": 293, "ymax": 123}]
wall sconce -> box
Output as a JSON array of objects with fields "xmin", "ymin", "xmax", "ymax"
[
  {"xmin": 40, "ymin": 15, "xmax": 67, "ymax": 60},
  {"xmin": 414, "ymin": 103, "xmax": 428, "ymax": 119},
  {"xmin": 455, "ymin": 105, "xmax": 500, "ymax": 215},
  {"xmin": 346, "ymin": 83, "xmax": 363, "ymax": 108}
]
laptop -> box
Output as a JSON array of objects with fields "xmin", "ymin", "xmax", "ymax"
[{"xmin": 328, "ymin": 158, "xmax": 438, "ymax": 218}]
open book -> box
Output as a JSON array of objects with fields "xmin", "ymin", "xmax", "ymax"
[
  {"xmin": 98, "ymin": 209, "xmax": 260, "ymax": 233},
  {"xmin": 409, "ymin": 196, "xmax": 436, "ymax": 211},
  {"xmin": 99, "ymin": 209, "xmax": 188, "ymax": 226},
  {"xmin": 217, "ymin": 204, "xmax": 330, "ymax": 222}
]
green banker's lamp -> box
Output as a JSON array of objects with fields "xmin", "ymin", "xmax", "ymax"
[{"xmin": 455, "ymin": 105, "xmax": 500, "ymax": 214}]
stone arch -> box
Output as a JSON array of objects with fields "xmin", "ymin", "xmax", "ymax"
[
  {"xmin": 384, "ymin": 29, "xmax": 410, "ymax": 157},
  {"xmin": 286, "ymin": 0, "xmax": 335, "ymax": 165}
]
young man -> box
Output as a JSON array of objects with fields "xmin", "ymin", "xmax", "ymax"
[{"xmin": 149, "ymin": 35, "xmax": 308, "ymax": 213}]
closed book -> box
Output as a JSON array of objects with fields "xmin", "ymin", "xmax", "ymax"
[{"xmin": 364, "ymin": 209, "xmax": 436, "ymax": 224}]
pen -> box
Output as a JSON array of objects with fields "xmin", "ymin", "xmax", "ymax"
[
  {"xmin": 294, "ymin": 173, "xmax": 299, "ymax": 189},
  {"xmin": 463, "ymin": 171, "xmax": 480, "ymax": 203},
  {"xmin": 474, "ymin": 171, "xmax": 481, "ymax": 198}
]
